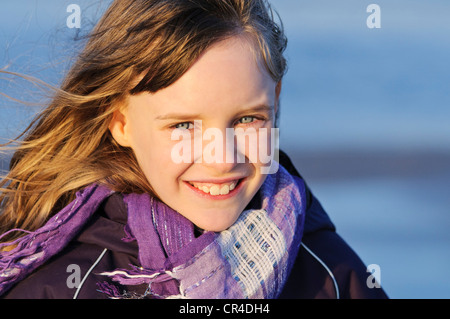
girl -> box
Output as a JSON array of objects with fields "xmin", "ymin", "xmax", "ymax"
[{"xmin": 0, "ymin": 0, "xmax": 387, "ymax": 299}]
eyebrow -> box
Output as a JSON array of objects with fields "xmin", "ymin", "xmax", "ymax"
[
  {"xmin": 155, "ymin": 104, "xmax": 274, "ymax": 121},
  {"xmin": 155, "ymin": 112, "xmax": 203, "ymax": 121},
  {"xmin": 239, "ymin": 104, "xmax": 274, "ymax": 115}
]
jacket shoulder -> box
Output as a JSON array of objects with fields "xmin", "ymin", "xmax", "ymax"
[
  {"xmin": 1, "ymin": 193, "xmax": 138, "ymax": 299},
  {"xmin": 280, "ymin": 229, "xmax": 388, "ymax": 299},
  {"xmin": 279, "ymin": 150, "xmax": 388, "ymax": 299}
]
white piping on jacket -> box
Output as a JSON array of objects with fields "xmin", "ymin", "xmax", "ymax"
[
  {"xmin": 72, "ymin": 244, "xmax": 340, "ymax": 299},
  {"xmin": 73, "ymin": 248, "xmax": 108, "ymax": 299},
  {"xmin": 300, "ymin": 242, "xmax": 340, "ymax": 299}
]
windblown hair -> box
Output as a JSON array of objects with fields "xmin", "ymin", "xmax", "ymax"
[{"xmin": 0, "ymin": 0, "xmax": 288, "ymax": 243}]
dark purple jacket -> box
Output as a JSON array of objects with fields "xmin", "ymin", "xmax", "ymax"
[{"xmin": 1, "ymin": 151, "xmax": 388, "ymax": 299}]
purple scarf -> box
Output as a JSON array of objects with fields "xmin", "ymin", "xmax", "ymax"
[{"xmin": 0, "ymin": 165, "xmax": 305, "ymax": 298}]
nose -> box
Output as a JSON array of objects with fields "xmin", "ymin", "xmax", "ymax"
[{"xmin": 194, "ymin": 126, "xmax": 243, "ymax": 174}]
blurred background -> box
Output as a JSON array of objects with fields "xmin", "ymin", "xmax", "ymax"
[{"xmin": 1, "ymin": 0, "xmax": 449, "ymax": 298}]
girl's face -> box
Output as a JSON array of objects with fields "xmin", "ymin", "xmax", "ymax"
[{"xmin": 110, "ymin": 37, "xmax": 280, "ymax": 232}]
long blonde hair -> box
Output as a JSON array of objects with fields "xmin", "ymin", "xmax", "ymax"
[{"xmin": 0, "ymin": 0, "xmax": 287, "ymax": 242}]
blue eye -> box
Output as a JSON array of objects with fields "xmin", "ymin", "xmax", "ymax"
[
  {"xmin": 238, "ymin": 116, "xmax": 255, "ymax": 124},
  {"xmin": 174, "ymin": 122, "xmax": 194, "ymax": 130}
]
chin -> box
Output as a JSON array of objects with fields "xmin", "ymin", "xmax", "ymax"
[{"xmin": 191, "ymin": 210, "xmax": 242, "ymax": 233}]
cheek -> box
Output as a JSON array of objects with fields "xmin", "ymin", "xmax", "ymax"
[
  {"xmin": 131, "ymin": 133, "xmax": 188, "ymax": 192},
  {"xmin": 236, "ymin": 123, "xmax": 276, "ymax": 167}
]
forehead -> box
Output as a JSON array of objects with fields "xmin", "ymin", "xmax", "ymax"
[{"xmin": 139, "ymin": 36, "xmax": 277, "ymax": 114}]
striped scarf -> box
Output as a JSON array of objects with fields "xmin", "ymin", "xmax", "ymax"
[{"xmin": 0, "ymin": 165, "xmax": 305, "ymax": 298}]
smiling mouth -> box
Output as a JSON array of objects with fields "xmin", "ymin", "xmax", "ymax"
[{"xmin": 187, "ymin": 179, "xmax": 241, "ymax": 196}]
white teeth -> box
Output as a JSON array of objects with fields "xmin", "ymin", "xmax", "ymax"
[
  {"xmin": 220, "ymin": 184, "xmax": 230, "ymax": 195},
  {"xmin": 190, "ymin": 180, "xmax": 238, "ymax": 196},
  {"xmin": 209, "ymin": 185, "xmax": 220, "ymax": 196}
]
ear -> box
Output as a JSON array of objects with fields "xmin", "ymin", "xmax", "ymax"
[{"xmin": 109, "ymin": 108, "xmax": 132, "ymax": 147}]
